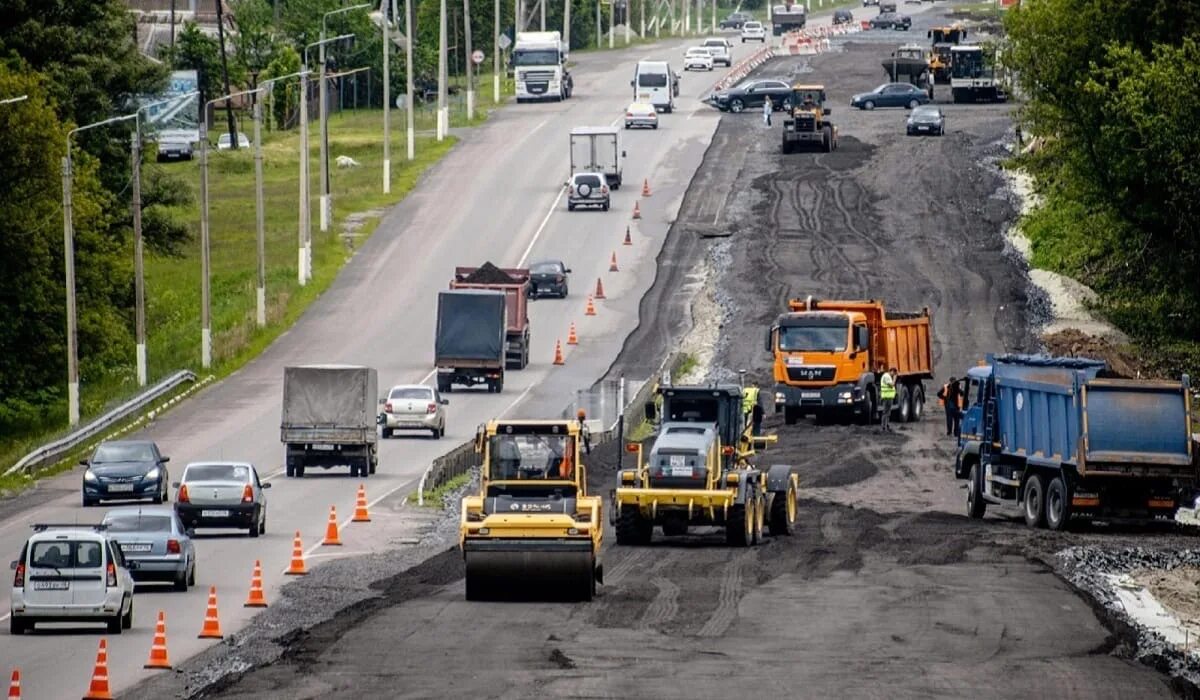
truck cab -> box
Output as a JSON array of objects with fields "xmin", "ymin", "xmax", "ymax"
[{"xmin": 513, "ymin": 31, "xmax": 572, "ymax": 102}]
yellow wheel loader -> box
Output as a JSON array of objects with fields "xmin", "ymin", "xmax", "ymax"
[
  {"xmin": 460, "ymin": 419, "xmax": 603, "ymax": 601},
  {"xmin": 611, "ymin": 383, "xmax": 799, "ymax": 546},
  {"xmin": 781, "ymin": 84, "xmax": 837, "ymax": 154}
]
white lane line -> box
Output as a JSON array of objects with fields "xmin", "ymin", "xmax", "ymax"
[{"xmin": 516, "ymin": 187, "xmax": 568, "ymax": 268}]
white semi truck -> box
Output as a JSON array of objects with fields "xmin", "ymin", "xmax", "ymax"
[{"xmin": 513, "ymin": 31, "xmax": 573, "ymax": 103}]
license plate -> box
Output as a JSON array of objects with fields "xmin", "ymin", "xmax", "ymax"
[
  {"xmin": 918, "ymin": 126, "xmax": 929, "ymax": 131},
  {"xmin": 33, "ymin": 581, "xmax": 69, "ymax": 590},
  {"xmin": 201, "ymin": 510, "xmax": 230, "ymax": 518},
  {"xmin": 107, "ymin": 483, "xmax": 135, "ymax": 492},
  {"xmin": 311, "ymin": 444, "xmax": 336, "ymax": 450},
  {"xmin": 120, "ymin": 543, "xmax": 152, "ymax": 552},
  {"xmin": 801, "ymin": 392, "xmax": 821, "ymax": 399},
  {"xmin": 670, "ymin": 466, "xmax": 694, "ymax": 477}
]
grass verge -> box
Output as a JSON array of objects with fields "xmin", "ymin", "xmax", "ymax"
[{"xmin": 413, "ymin": 472, "xmax": 473, "ymax": 509}]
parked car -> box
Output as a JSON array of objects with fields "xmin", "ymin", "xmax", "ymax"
[
  {"xmin": 81, "ymin": 440, "xmax": 171, "ymax": 507},
  {"xmin": 906, "ymin": 105, "xmax": 945, "ymax": 135},
  {"xmin": 869, "ymin": 12, "xmax": 911, "ymax": 29},
  {"xmin": 529, "ymin": 260, "xmax": 571, "ymax": 298},
  {"xmin": 684, "ymin": 47, "xmax": 715, "ymax": 71},
  {"xmin": 624, "ymin": 101, "xmax": 659, "ymax": 129},
  {"xmin": 741, "ymin": 21, "xmax": 766, "ymax": 42},
  {"xmin": 380, "ymin": 384, "xmax": 448, "ymax": 439},
  {"xmin": 216, "ymin": 132, "xmax": 251, "ymax": 150},
  {"xmin": 156, "ymin": 138, "xmax": 193, "ymax": 162},
  {"xmin": 703, "ymin": 37, "xmax": 733, "ymax": 66},
  {"xmin": 9, "ymin": 523, "xmax": 137, "ymax": 635},
  {"xmin": 101, "ymin": 507, "xmax": 196, "ymax": 591},
  {"xmin": 851, "ymin": 82, "xmax": 930, "ymax": 109},
  {"xmin": 709, "ymin": 78, "xmax": 793, "ymax": 113},
  {"xmin": 862, "ymin": 0, "xmax": 879, "ymax": 5},
  {"xmin": 567, "ymin": 172, "xmax": 611, "ymax": 211},
  {"xmin": 719, "ymin": 11, "xmax": 752, "ymax": 29},
  {"xmin": 833, "ymin": 9, "xmax": 854, "ymax": 24},
  {"xmin": 173, "ymin": 462, "xmax": 270, "ymax": 537}
]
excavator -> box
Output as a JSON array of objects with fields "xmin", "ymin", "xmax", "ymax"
[
  {"xmin": 460, "ymin": 418, "xmax": 603, "ymax": 601},
  {"xmin": 611, "ymin": 381, "xmax": 800, "ymax": 546}
]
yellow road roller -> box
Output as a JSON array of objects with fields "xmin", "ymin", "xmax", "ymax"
[
  {"xmin": 460, "ymin": 418, "xmax": 603, "ymax": 601},
  {"xmin": 612, "ymin": 382, "xmax": 799, "ymax": 546}
]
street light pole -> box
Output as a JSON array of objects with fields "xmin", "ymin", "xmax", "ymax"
[
  {"xmin": 130, "ymin": 130, "xmax": 146, "ymax": 386},
  {"xmin": 405, "ymin": 0, "xmax": 415, "ymax": 160},
  {"xmin": 494, "ymin": 0, "xmax": 501, "ymax": 103},
  {"xmin": 258, "ymin": 71, "xmax": 307, "ymax": 290},
  {"xmin": 464, "ymin": 0, "xmax": 474, "ymax": 121},
  {"xmin": 253, "ymin": 95, "xmax": 266, "ymax": 327},
  {"xmin": 320, "ymin": 4, "xmax": 372, "ymax": 233},
  {"xmin": 382, "ymin": 0, "xmax": 391, "ymax": 193},
  {"xmin": 437, "ymin": 0, "xmax": 448, "ymax": 141}
]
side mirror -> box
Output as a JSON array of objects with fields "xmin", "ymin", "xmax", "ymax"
[
  {"xmin": 629, "ymin": 79, "xmax": 635, "ymax": 87},
  {"xmin": 185, "ymin": 528, "xmax": 196, "ymax": 538},
  {"xmin": 823, "ymin": 108, "xmax": 831, "ymax": 115},
  {"xmin": 171, "ymin": 481, "xmax": 180, "ymax": 488},
  {"xmin": 79, "ymin": 459, "xmax": 89, "ymax": 466},
  {"xmin": 621, "ymin": 150, "xmax": 627, "ymax": 158},
  {"xmin": 261, "ymin": 482, "xmax": 272, "ymax": 489},
  {"xmin": 441, "ymin": 399, "xmax": 449, "ymax": 405},
  {"xmin": 127, "ymin": 561, "xmax": 141, "ymax": 570},
  {"xmin": 378, "ymin": 397, "xmax": 387, "ymax": 405},
  {"xmin": 644, "ymin": 401, "xmax": 656, "ymax": 421},
  {"xmin": 564, "ymin": 268, "xmax": 572, "ymax": 273},
  {"xmin": 9, "ymin": 561, "xmax": 16, "ymax": 570},
  {"xmin": 764, "ymin": 327, "xmax": 775, "ymax": 352},
  {"xmin": 564, "ymin": 181, "xmax": 570, "ymax": 187},
  {"xmin": 161, "ymin": 456, "xmax": 170, "ymax": 463}
]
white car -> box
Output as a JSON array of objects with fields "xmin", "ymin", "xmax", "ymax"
[
  {"xmin": 703, "ymin": 37, "xmax": 733, "ymax": 66},
  {"xmin": 9, "ymin": 524, "xmax": 137, "ymax": 635},
  {"xmin": 625, "ymin": 101, "xmax": 659, "ymax": 129},
  {"xmin": 216, "ymin": 132, "xmax": 251, "ymax": 150},
  {"xmin": 684, "ymin": 47, "xmax": 715, "ymax": 71},
  {"xmin": 380, "ymin": 384, "xmax": 448, "ymax": 439},
  {"xmin": 741, "ymin": 21, "xmax": 766, "ymax": 42}
]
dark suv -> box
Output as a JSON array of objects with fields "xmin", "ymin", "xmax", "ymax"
[
  {"xmin": 833, "ymin": 9, "xmax": 854, "ymax": 24},
  {"xmin": 719, "ymin": 12, "xmax": 752, "ymax": 29}
]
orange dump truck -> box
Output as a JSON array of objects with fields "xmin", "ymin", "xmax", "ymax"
[{"xmin": 765, "ymin": 297, "xmax": 934, "ymax": 425}]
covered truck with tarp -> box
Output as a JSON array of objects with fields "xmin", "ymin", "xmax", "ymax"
[
  {"xmin": 435, "ymin": 289, "xmax": 508, "ymax": 393},
  {"xmin": 956, "ymin": 354, "xmax": 1197, "ymax": 529},
  {"xmin": 281, "ymin": 364, "xmax": 379, "ymax": 478}
]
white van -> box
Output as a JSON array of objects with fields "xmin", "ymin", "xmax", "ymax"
[{"xmin": 631, "ymin": 60, "xmax": 678, "ymax": 113}]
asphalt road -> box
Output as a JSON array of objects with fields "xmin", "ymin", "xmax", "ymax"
[
  {"xmin": 187, "ymin": 6, "xmax": 1184, "ymax": 699},
  {"xmin": 0, "ymin": 32, "xmax": 747, "ymax": 699}
]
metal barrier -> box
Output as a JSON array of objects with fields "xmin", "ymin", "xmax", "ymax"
[{"xmin": 4, "ymin": 371, "xmax": 208, "ymax": 477}]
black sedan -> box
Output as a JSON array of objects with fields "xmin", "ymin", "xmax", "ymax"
[
  {"xmin": 869, "ymin": 12, "xmax": 912, "ymax": 29},
  {"xmin": 708, "ymin": 79, "xmax": 794, "ymax": 113},
  {"xmin": 851, "ymin": 82, "xmax": 930, "ymax": 110},
  {"xmin": 906, "ymin": 105, "xmax": 945, "ymax": 135},
  {"xmin": 833, "ymin": 9, "xmax": 854, "ymax": 24},
  {"xmin": 528, "ymin": 260, "xmax": 571, "ymax": 298},
  {"xmin": 81, "ymin": 440, "xmax": 171, "ymax": 507},
  {"xmin": 719, "ymin": 12, "xmax": 752, "ymax": 29}
]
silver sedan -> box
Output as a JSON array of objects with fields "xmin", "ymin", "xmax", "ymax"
[
  {"xmin": 380, "ymin": 384, "xmax": 448, "ymax": 439},
  {"xmin": 174, "ymin": 462, "xmax": 271, "ymax": 537},
  {"xmin": 101, "ymin": 507, "xmax": 196, "ymax": 591}
]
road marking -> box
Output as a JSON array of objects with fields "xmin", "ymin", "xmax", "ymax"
[{"xmin": 516, "ymin": 187, "xmax": 568, "ymax": 267}]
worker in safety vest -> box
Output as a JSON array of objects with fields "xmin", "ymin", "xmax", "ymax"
[
  {"xmin": 742, "ymin": 387, "xmax": 764, "ymax": 436},
  {"xmin": 936, "ymin": 377, "xmax": 964, "ymax": 437},
  {"xmin": 878, "ymin": 364, "xmax": 897, "ymax": 432}
]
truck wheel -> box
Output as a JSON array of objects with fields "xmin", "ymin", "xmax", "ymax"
[
  {"xmin": 382, "ymin": 427, "xmax": 393, "ymax": 439},
  {"xmin": 966, "ymin": 462, "xmax": 986, "ymax": 518},
  {"xmin": 857, "ymin": 388, "xmax": 877, "ymax": 426},
  {"xmin": 495, "ymin": 378, "xmax": 504, "ymax": 393},
  {"xmin": 369, "ymin": 458, "xmax": 377, "ymax": 474},
  {"xmin": 725, "ymin": 503, "xmax": 753, "ymax": 547},
  {"xmin": 1023, "ymin": 474, "xmax": 1046, "ymax": 528},
  {"xmin": 295, "ymin": 464, "xmax": 305, "ymax": 478},
  {"xmin": 1045, "ymin": 476, "xmax": 1072, "ymax": 531},
  {"xmin": 909, "ymin": 385, "xmax": 924, "ymax": 422},
  {"xmin": 751, "ymin": 494, "xmax": 764, "ymax": 545},
  {"xmin": 783, "ymin": 405, "xmax": 800, "ymax": 425},
  {"xmin": 822, "ymin": 125, "xmax": 833, "ymax": 152},
  {"xmin": 361, "ymin": 459, "xmax": 372, "ymax": 478},
  {"xmin": 897, "ymin": 385, "xmax": 912, "ymax": 423},
  {"xmin": 769, "ymin": 483, "xmax": 797, "ymax": 536},
  {"xmin": 615, "ymin": 506, "xmax": 653, "ymax": 545}
]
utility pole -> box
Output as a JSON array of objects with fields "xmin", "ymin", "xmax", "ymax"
[
  {"xmin": 198, "ymin": 118, "xmax": 212, "ymax": 369},
  {"xmin": 563, "ymin": 0, "xmax": 571, "ymax": 53},
  {"xmin": 61, "ymin": 156, "xmax": 79, "ymax": 426},
  {"xmin": 711, "ymin": 0, "xmax": 715, "ymax": 36},
  {"xmin": 406, "ymin": 0, "xmax": 415, "ymax": 160},
  {"xmin": 131, "ymin": 132, "xmax": 146, "ymax": 386},
  {"xmin": 318, "ymin": 39, "xmax": 329, "ymax": 232},
  {"xmin": 625, "ymin": 1, "xmax": 630, "ymax": 44},
  {"xmin": 609, "ymin": 0, "xmax": 614, "ymax": 48},
  {"xmin": 253, "ymin": 95, "xmax": 266, "ymax": 327},
  {"xmin": 494, "ymin": 0, "xmax": 501, "ymax": 103},
  {"xmin": 641, "ymin": 0, "xmax": 645, "ymax": 41},
  {"xmin": 464, "ymin": 0, "xmax": 475, "ymax": 120},
  {"xmin": 214, "ymin": 0, "xmax": 237, "ymax": 150},
  {"xmin": 541, "ymin": 0, "xmax": 545, "ymax": 29},
  {"xmin": 437, "ymin": 0, "xmax": 448, "ymax": 141},
  {"xmin": 170, "ymin": 0, "xmax": 176, "ymax": 49},
  {"xmin": 382, "ymin": 0, "xmax": 391, "ymax": 193},
  {"xmin": 298, "ymin": 70, "xmax": 310, "ymax": 286},
  {"xmin": 595, "ymin": 1, "xmax": 600, "ymax": 47}
]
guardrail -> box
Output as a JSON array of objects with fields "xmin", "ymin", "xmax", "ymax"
[{"xmin": 4, "ymin": 371, "xmax": 208, "ymax": 477}]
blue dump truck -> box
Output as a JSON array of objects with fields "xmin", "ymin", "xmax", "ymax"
[{"xmin": 955, "ymin": 354, "xmax": 1196, "ymax": 530}]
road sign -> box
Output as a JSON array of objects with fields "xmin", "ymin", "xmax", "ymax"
[
  {"xmin": 472, "ymin": 49, "xmax": 485, "ymax": 65},
  {"xmin": 395, "ymin": 94, "xmax": 407, "ymax": 108},
  {"xmin": 498, "ymin": 34, "xmax": 512, "ymax": 50}
]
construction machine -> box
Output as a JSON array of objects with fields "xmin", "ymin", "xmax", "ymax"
[
  {"xmin": 951, "ymin": 45, "xmax": 1006, "ymax": 103},
  {"xmin": 883, "ymin": 43, "xmax": 931, "ymax": 85},
  {"xmin": 928, "ymin": 25, "xmax": 966, "ymax": 84},
  {"xmin": 612, "ymin": 382, "xmax": 800, "ymax": 546},
  {"xmin": 460, "ymin": 419, "xmax": 603, "ymax": 601},
  {"xmin": 781, "ymin": 84, "xmax": 837, "ymax": 154}
]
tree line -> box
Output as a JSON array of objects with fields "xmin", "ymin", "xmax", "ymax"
[{"xmin": 1005, "ymin": 0, "xmax": 1200, "ymax": 371}]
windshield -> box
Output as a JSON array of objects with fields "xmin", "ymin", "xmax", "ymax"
[
  {"xmin": 103, "ymin": 515, "xmax": 173, "ymax": 533},
  {"xmin": 489, "ymin": 434, "xmax": 574, "ymax": 480},
  {"xmin": 744, "ymin": 22, "xmax": 761, "ymax": 28},
  {"xmin": 185, "ymin": 464, "xmax": 250, "ymax": 482},
  {"xmin": 513, "ymin": 49, "xmax": 560, "ymax": 66},
  {"xmin": 30, "ymin": 540, "xmax": 103, "ymax": 569},
  {"xmin": 390, "ymin": 387, "xmax": 433, "ymax": 400},
  {"xmin": 703, "ymin": 40, "xmax": 724, "ymax": 48},
  {"xmin": 687, "ymin": 49, "xmax": 709, "ymax": 56},
  {"xmin": 662, "ymin": 397, "xmax": 720, "ymax": 423},
  {"xmin": 951, "ymin": 51, "xmax": 991, "ymax": 79},
  {"xmin": 779, "ymin": 324, "xmax": 848, "ymax": 352},
  {"xmin": 794, "ymin": 90, "xmax": 822, "ymax": 105},
  {"xmin": 531, "ymin": 262, "xmax": 562, "ymax": 273},
  {"xmin": 94, "ymin": 443, "xmax": 154, "ymax": 463},
  {"xmin": 638, "ymin": 72, "xmax": 668, "ymax": 88},
  {"xmin": 574, "ymin": 174, "xmax": 602, "ymax": 187}
]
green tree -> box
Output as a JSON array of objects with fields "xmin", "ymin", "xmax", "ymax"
[
  {"xmin": 231, "ymin": 0, "xmax": 282, "ymax": 83},
  {"xmin": 261, "ymin": 44, "xmax": 303, "ymax": 129}
]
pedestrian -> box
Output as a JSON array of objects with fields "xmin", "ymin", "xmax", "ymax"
[
  {"xmin": 878, "ymin": 364, "xmax": 897, "ymax": 432},
  {"xmin": 936, "ymin": 376, "xmax": 963, "ymax": 437},
  {"xmin": 763, "ymin": 95, "xmax": 772, "ymax": 127},
  {"xmin": 926, "ymin": 70, "xmax": 935, "ymax": 100}
]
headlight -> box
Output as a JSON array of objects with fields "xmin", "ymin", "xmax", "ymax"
[
  {"xmin": 839, "ymin": 391, "xmax": 852, "ymax": 399},
  {"xmin": 144, "ymin": 467, "xmax": 161, "ymax": 481},
  {"xmin": 84, "ymin": 470, "xmax": 98, "ymax": 483},
  {"xmin": 775, "ymin": 392, "xmax": 785, "ymax": 401}
]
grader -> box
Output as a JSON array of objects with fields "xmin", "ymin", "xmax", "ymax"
[{"xmin": 781, "ymin": 84, "xmax": 838, "ymax": 154}]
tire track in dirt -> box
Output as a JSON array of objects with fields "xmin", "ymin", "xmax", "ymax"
[
  {"xmin": 637, "ymin": 575, "xmax": 681, "ymax": 630},
  {"xmin": 698, "ymin": 550, "xmax": 754, "ymax": 637}
]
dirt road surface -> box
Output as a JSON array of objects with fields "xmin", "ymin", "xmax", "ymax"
[{"xmin": 187, "ymin": 18, "xmax": 1193, "ymax": 700}]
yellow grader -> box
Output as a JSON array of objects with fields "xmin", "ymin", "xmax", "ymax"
[
  {"xmin": 781, "ymin": 84, "xmax": 837, "ymax": 154},
  {"xmin": 460, "ymin": 418, "xmax": 603, "ymax": 601},
  {"xmin": 612, "ymin": 383, "xmax": 800, "ymax": 546}
]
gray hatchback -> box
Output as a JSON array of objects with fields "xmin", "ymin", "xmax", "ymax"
[
  {"xmin": 101, "ymin": 507, "xmax": 196, "ymax": 591},
  {"xmin": 567, "ymin": 172, "xmax": 611, "ymax": 211}
]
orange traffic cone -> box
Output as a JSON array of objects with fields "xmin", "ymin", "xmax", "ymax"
[
  {"xmin": 632, "ymin": 201, "xmax": 641, "ymax": 219},
  {"xmin": 609, "ymin": 251, "xmax": 620, "ymax": 272},
  {"xmin": 244, "ymin": 560, "xmax": 268, "ymax": 608},
  {"xmin": 198, "ymin": 586, "xmax": 223, "ymax": 639},
  {"xmin": 8, "ymin": 669, "xmax": 20, "ymax": 700},
  {"xmin": 553, "ymin": 339, "xmax": 565, "ymax": 366},
  {"xmin": 322, "ymin": 506, "xmax": 342, "ymax": 546},
  {"xmin": 623, "ymin": 226, "xmax": 633, "ymax": 246},
  {"xmin": 585, "ymin": 295, "xmax": 597, "ymax": 316},
  {"xmin": 642, "ymin": 178, "xmax": 652, "ymax": 196},
  {"xmin": 144, "ymin": 611, "xmax": 172, "ymax": 669},
  {"xmin": 352, "ymin": 484, "xmax": 371, "ymax": 522},
  {"xmin": 82, "ymin": 639, "xmax": 112, "ymax": 700},
  {"xmin": 567, "ymin": 322, "xmax": 579, "ymax": 345},
  {"xmin": 594, "ymin": 277, "xmax": 607, "ymax": 300},
  {"xmin": 286, "ymin": 531, "xmax": 307, "ymax": 575}
]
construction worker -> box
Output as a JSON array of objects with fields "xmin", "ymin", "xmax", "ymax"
[
  {"xmin": 742, "ymin": 386, "xmax": 764, "ymax": 435},
  {"xmin": 763, "ymin": 95, "xmax": 773, "ymax": 127},
  {"xmin": 937, "ymin": 377, "xmax": 963, "ymax": 437},
  {"xmin": 878, "ymin": 365, "xmax": 897, "ymax": 432}
]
